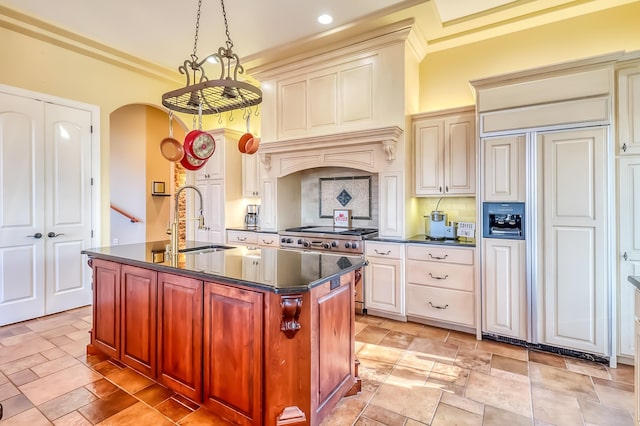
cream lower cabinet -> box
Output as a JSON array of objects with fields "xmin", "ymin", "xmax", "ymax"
[
  {"xmin": 226, "ymin": 230, "xmax": 258, "ymax": 247},
  {"xmin": 364, "ymin": 241, "xmax": 404, "ymax": 320},
  {"xmin": 482, "ymin": 238, "xmax": 526, "ymax": 339},
  {"xmin": 618, "ymin": 157, "xmax": 640, "ymax": 359},
  {"xmin": 405, "ymin": 245, "xmax": 475, "ymax": 331}
]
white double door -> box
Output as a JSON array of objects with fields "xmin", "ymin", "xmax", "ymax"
[{"xmin": 0, "ymin": 91, "xmax": 94, "ymax": 326}]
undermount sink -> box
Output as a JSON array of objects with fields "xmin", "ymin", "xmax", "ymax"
[{"xmin": 179, "ymin": 245, "xmax": 233, "ymax": 254}]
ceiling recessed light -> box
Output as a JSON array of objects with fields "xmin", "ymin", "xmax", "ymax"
[{"xmin": 318, "ymin": 14, "xmax": 333, "ymax": 25}]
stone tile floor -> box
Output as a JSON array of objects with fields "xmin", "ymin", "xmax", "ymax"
[{"xmin": 0, "ymin": 306, "xmax": 635, "ymax": 425}]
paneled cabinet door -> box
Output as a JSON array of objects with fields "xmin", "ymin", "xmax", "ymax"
[
  {"xmin": 92, "ymin": 259, "xmax": 121, "ymax": 359},
  {"xmin": 195, "ymin": 179, "xmax": 225, "ymax": 244},
  {"xmin": 618, "ymin": 64, "xmax": 640, "ymax": 155},
  {"xmin": 538, "ymin": 127, "xmax": 607, "ymax": 355},
  {"xmin": 259, "ymin": 178, "xmax": 277, "ymax": 231},
  {"xmin": 618, "ymin": 157, "xmax": 640, "ymax": 358},
  {"xmin": 242, "ymin": 154, "xmax": 260, "ymax": 197},
  {"xmin": 204, "ymin": 283, "xmax": 263, "ymax": 425},
  {"xmin": 157, "ymin": 273, "xmax": 203, "ymax": 402},
  {"xmin": 414, "ymin": 111, "xmax": 475, "ymax": 196},
  {"xmin": 120, "ymin": 265, "xmax": 157, "ymax": 378},
  {"xmin": 364, "ymin": 243, "xmax": 403, "ymax": 318},
  {"xmin": 483, "ymin": 134, "xmax": 526, "ymax": 202},
  {"xmin": 482, "ymin": 238, "xmax": 527, "ymax": 339}
]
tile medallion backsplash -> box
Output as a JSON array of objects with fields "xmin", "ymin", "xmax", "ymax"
[
  {"xmin": 320, "ymin": 176, "xmax": 371, "ymax": 219},
  {"xmin": 300, "ymin": 168, "xmax": 378, "ymax": 227}
]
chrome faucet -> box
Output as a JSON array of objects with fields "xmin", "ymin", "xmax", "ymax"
[{"xmin": 168, "ymin": 185, "xmax": 205, "ymax": 256}]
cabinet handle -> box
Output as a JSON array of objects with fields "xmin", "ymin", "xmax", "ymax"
[
  {"xmin": 623, "ymin": 251, "xmax": 628, "ymax": 261},
  {"xmin": 237, "ymin": 236, "xmax": 247, "ymax": 241},
  {"xmin": 445, "ymin": 186, "xmax": 449, "ymax": 192},
  {"xmin": 48, "ymin": 232, "xmax": 64, "ymax": 238},
  {"xmin": 27, "ymin": 233, "xmax": 43, "ymax": 239},
  {"xmin": 428, "ymin": 273, "xmax": 448, "ymax": 280},
  {"xmin": 439, "ymin": 186, "xmax": 442, "ymax": 193},
  {"xmin": 623, "ymin": 142, "xmax": 628, "ymax": 152},
  {"xmin": 428, "ymin": 253, "xmax": 448, "ymax": 260},
  {"xmin": 374, "ymin": 249, "xmax": 391, "ymax": 255},
  {"xmin": 428, "ymin": 302, "xmax": 449, "ymax": 310},
  {"xmin": 262, "ymin": 239, "xmax": 273, "ymax": 245}
]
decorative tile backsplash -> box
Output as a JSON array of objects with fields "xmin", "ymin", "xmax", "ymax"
[
  {"xmin": 299, "ymin": 167, "xmax": 378, "ymax": 227},
  {"xmin": 319, "ymin": 176, "xmax": 371, "ymax": 219}
]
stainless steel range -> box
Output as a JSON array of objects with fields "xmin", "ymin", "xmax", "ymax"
[
  {"xmin": 279, "ymin": 226, "xmax": 378, "ymax": 254},
  {"xmin": 279, "ymin": 226, "xmax": 377, "ymax": 314}
]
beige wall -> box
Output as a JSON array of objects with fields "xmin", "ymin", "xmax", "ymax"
[
  {"xmin": 0, "ymin": 25, "xmax": 194, "ymax": 243},
  {"xmin": 419, "ymin": 1, "xmax": 640, "ymax": 111}
]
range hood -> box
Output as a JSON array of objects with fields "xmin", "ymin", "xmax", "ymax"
[{"xmin": 258, "ymin": 126, "xmax": 403, "ymax": 175}]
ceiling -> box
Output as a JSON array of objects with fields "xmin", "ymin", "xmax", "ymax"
[{"xmin": 0, "ymin": 0, "xmax": 634, "ymax": 75}]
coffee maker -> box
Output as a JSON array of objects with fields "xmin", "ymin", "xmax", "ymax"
[{"xmin": 245, "ymin": 204, "xmax": 259, "ymax": 229}]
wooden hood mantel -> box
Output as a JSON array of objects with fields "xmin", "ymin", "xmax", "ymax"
[{"xmin": 258, "ymin": 125, "xmax": 403, "ymax": 172}]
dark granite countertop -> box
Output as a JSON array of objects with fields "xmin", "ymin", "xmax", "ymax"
[
  {"xmin": 82, "ymin": 240, "xmax": 365, "ymax": 294},
  {"xmin": 369, "ymin": 235, "xmax": 476, "ymax": 248},
  {"xmin": 225, "ymin": 227, "xmax": 278, "ymax": 234},
  {"xmin": 629, "ymin": 276, "xmax": 640, "ymax": 291}
]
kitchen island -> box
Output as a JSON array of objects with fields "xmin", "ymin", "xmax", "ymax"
[{"xmin": 82, "ymin": 241, "xmax": 365, "ymax": 426}]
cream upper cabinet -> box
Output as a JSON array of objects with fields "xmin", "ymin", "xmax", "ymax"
[
  {"xmin": 618, "ymin": 63, "xmax": 640, "ymax": 155},
  {"xmin": 242, "ymin": 154, "xmax": 261, "ymax": 198},
  {"xmin": 364, "ymin": 241, "xmax": 404, "ymax": 320},
  {"xmin": 188, "ymin": 129, "xmax": 244, "ymax": 244},
  {"xmin": 482, "ymin": 134, "xmax": 526, "ymax": 202},
  {"xmin": 483, "ymin": 238, "xmax": 526, "ymax": 339},
  {"xmin": 413, "ymin": 107, "xmax": 476, "ymax": 196}
]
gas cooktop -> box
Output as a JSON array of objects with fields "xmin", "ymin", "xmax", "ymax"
[{"xmin": 282, "ymin": 226, "xmax": 378, "ymax": 236}]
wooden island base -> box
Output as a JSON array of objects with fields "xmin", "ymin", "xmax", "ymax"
[{"xmin": 87, "ymin": 257, "xmax": 362, "ymax": 426}]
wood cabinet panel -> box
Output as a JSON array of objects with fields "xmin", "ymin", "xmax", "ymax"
[
  {"xmin": 157, "ymin": 273, "xmax": 203, "ymax": 402},
  {"xmin": 120, "ymin": 265, "xmax": 157, "ymax": 377},
  {"xmin": 317, "ymin": 284, "xmax": 352, "ymax": 403},
  {"xmin": 92, "ymin": 259, "xmax": 120, "ymax": 359},
  {"xmin": 203, "ymin": 283, "xmax": 263, "ymax": 425}
]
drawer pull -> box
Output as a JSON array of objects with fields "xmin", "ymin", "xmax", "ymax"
[
  {"xmin": 428, "ymin": 302, "xmax": 449, "ymax": 310},
  {"xmin": 262, "ymin": 239, "xmax": 274, "ymax": 245},
  {"xmin": 374, "ymin": 249, "xmax": 391, "ymax": 255},
  {"xmin": 428, "ymin": 273, "xmax": 448, "ymax": 280},
  {"xmin": 237, "ymin": 236, "xmax": 247, "ymax": 241},
  {"xmin": 428, "ymin": 253, "xmax": 448, "ymax": 260}
]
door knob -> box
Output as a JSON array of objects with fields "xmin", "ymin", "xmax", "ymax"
[
  {"xmin": 27, "ymin": 233, "xmax": 43, "ymax": 239},
  {"xmin": 623, "ymin": 252, "xmax": 629, "ymax": 261},
  {"xmin": 48, "ymin": 232, "xmax": 64, "ymax": 238}
]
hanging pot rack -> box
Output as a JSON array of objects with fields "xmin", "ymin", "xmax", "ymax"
[{"xmin": 162, "ymin": 0, "xmax": 262, "ymax": 115}]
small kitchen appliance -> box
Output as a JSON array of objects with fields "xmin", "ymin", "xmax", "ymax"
[
  {"xmin": 426, "ymin": 210, "xmax": 449, "ymax": 240},
  {"xmin": 245, "ymin": 204, "xmax": 259, "ymax": 229}
]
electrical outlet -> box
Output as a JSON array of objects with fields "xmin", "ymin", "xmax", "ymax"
[{"xmin": 112, "ymin": 238, "xmax": 119, "ymax": 245}]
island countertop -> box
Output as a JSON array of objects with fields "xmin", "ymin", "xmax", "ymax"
[
  {"xmin": 82, "ymin": 240, "xmax": 366, "ymax": 294},
  {"xmin": 629, "ymin": 275, "xmax": 640, "ymax": 290}
]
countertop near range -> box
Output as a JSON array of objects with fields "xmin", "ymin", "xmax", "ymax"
[
  {"xmin": 629, "ymin": 275, "xmax": 640, "ymax": 290},
  {"xmin": 225, "ymin": 227, "xmax": 277, "ymax": 233},
  {"xmin": 82, "ymin": 240, "xmax": 365, "ymax": 294},
  {"xmin": 370, "ymin": 234, "xmax": 476, "ymax": 248}
]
